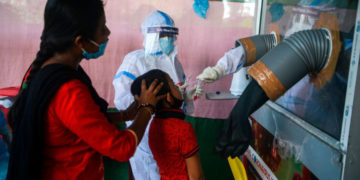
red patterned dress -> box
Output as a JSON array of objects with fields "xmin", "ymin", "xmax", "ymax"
[{"xmin": 149, "ymin": 109, "xmax": 199, "ymax": 180}]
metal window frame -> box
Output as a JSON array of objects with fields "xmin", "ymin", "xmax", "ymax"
[{"xmin": 341, "ymin": 2, "xmax": 360, "ymax": 179}]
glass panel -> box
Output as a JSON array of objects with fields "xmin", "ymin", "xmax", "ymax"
[{"xmin": 262, "ymin": 0, "xmax": 358, "ymax": 139}]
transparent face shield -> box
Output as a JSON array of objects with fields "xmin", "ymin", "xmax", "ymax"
[{"xmin": 144, "ymin": 26, "xmax": 178, "ymax": 56}]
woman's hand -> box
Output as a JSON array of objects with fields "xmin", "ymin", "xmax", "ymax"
[
  {"xmin": 134, "ymin": 79, "xmax": 166, "ymax": 106},
  {"xmin": 129, "ymin": 79, "xmax": 166, "ymax": 143}
]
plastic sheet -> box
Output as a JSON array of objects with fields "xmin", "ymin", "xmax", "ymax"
[
  {"xmin": 277, "ymin": 75, "xmax": 345, "ymax": 138},
  {"xmin": 193, "ymin": 0, "xmax": 209, "ymax": 19},
  {"xmin": 271, "ymin": 111, "xmax": 306, "ymax": 162},
  {"xmin": 272, "ymin": 133, "xmax": 303, "ymax": 161}
]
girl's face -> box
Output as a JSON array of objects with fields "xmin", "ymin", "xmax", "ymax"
[{"xmin": 81, "ymin": 14, "xmax": 111, "ymax": 53}]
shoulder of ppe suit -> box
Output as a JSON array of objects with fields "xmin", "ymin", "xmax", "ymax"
[
  {"xmin": 123, "ymin": 49, "xmax": 145, "ymax": 62},
  {"xmin": 116, "ymin": 50, "xmax": 145, "ymax": 72}
]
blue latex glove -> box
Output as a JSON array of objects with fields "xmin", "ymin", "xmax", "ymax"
[{"xmin": 193, "ymin": 0, "xmax": 209, "ymax": 19}]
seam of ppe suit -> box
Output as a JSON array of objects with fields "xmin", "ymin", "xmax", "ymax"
[
  {"xmin": 113, "ymin": 71, "xmax": 135, "ymax": 81},
  {"xmin": 114, "ymin": 71, "xmax": 136, "ymax": 81},
  {"xmin": 156, "ymin": 10, "xmax": 172, "ymax": 26}
]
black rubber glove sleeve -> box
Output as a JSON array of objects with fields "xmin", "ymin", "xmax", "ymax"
[{"xmin": 215, "ymin": 80, "xmax": 269, "ymax": 158}]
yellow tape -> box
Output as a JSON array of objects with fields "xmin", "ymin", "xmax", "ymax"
[
  {"xmin": 240, "ymin": 38, "xmax": 257, "ymax": 66},
  {"xmin": 248, "ymin": 61, "xmax": 287, "ymax": 101}
]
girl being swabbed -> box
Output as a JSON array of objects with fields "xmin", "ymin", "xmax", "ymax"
[{"xmin": 131, "ymin": 69, "xmax": 204, "ymax": 180}]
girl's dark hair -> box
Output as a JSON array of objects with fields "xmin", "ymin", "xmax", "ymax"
[
  {"xmin": 131, "ymin": 69, "xmax": 171, "ymax": 108},
  {"xmin": 8, "ymin": 0, "xmax": 104, "ymax": 127}
]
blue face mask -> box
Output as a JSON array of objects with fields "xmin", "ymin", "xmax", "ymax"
[
  {"xmin": 81, "ymin": 39, "xmax": 108, "ymax": 60},
  {"xmin": 159, "ymin": 37, "xmax": 176, "ymax": 55}
]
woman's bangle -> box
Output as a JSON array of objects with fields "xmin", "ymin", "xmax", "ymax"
[
  {"xmin": 137, "ymin": 103, "xmax": 156, "ymax": 114},
  {"xmin": 139, "ymin": 106, "xmax": 154, "ymax": 116}
]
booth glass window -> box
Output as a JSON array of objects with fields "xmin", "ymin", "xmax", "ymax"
[{"xmin": 262, "ymin": 0, "xmax": 358, "ymax": 139}]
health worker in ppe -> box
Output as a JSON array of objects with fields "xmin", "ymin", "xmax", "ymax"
[
  {"xmin": 196, "ymin": 33, "xmax": 279, "ymax": 157},
  {"xmin": 112, "ymin": 10, "xmax": 203, "ymax": 180}
]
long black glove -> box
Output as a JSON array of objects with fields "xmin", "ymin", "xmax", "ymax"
[{"xmin": 215, "ymin": 80, "xmax": 269, "ymax": 158}]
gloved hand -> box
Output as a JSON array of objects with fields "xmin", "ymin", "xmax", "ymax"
[
  {"xmin": 196, "ymin": 65, "xmax": 226, "ymax": 83},
  {"xmin": 177, "ymin": 82, "xmax": 189, "ymax": 95},
  {"xmin": 185, "ymin": 85, "xmax": 204, "ymax": 102},
  {"xmin": 215, "ymin": 80, "xmax": 269, "ymax": 158},
  {"xmin": 215, "ymin": 102, "xmax": 253, "ymax": 158}
]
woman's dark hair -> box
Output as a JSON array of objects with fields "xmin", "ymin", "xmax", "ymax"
[
  {"xmin": 8, "ymin": 0, "xmax": 104, "ymax": 127},
  {"xmin": 131, "ymin": 69, "xmax": 171, "ymax": 108}
]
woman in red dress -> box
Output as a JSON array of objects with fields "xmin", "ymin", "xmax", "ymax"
[{"xmin": 6, "ymin": 0, "xmax": 165, "ymax": 179}]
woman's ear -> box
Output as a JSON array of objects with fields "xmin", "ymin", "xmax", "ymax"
[{"xmin": 74, "ymin": 35, "xmax": 84, "ymax": 49}]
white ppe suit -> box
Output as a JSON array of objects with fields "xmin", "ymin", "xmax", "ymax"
[
  {"xmin": 112, "ymin": 11, "xmax": 194, "ymax": 180},
  {"xmin": 216, "ymin": 46, "xmax": 247, "ymax": 75},
  {"xmin": 196, "ymin": 45, "xmax": 247, "ymax": 83}
]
